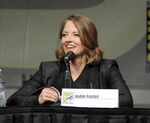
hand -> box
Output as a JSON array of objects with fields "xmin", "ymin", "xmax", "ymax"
[{"xmin": 38, "ymin": 87, "xmax": 60, "ymax": 104}]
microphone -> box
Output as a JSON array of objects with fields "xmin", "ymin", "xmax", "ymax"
[
  {"xmin": 64, "ymin": 51, "xmax": 75, "ymax": 62},
  {"xmin": 64, "ymin": 51, "xmax": 75, "ymax": 88}
]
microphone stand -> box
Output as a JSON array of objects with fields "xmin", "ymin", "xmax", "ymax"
[{"xmin": 64, "ymin": 61, "xmax": 72, "ymax": 88}]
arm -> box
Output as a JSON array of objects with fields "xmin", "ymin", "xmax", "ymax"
[
  {"xmin": 106, "ymin": 60, "xmax": 133, "ymax": 107},
  {"xmin": 6, "ymin": 63, "xmax": 45, "ymax": 106},
  {"xmin": 6, "ymin": 61, "xmax": 61, "ymax": 106}
]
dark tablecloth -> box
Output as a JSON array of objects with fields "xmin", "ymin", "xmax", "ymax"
[{"xmin": 0, "ymin": 106, "xmax": 150, "ymax": 123}]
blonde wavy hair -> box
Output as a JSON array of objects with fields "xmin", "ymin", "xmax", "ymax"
[{"xmin": 55, "ymin": 14, "xmax": 104, "ymax": 64}]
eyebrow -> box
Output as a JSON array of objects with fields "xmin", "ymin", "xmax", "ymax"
[{"xmin": 62, "ymin": 31, "xmax": 79, "ymax": 33}]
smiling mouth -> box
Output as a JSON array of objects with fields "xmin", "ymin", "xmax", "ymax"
[{"xmin": 66, "ymin": 45, "xmax": 75, "ymax": 49}]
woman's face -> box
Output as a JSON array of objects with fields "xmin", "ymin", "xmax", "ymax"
[{"xmin": 61, "ymin": 20, "xmax": 84, "ymax": 57}]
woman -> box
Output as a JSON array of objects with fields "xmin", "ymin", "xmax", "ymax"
[{"xmin": 6, "ymin": 15, "xmax": 133, "ymax": 107}]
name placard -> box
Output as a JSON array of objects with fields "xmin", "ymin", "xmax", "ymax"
[{"xmin": 61, "ymin": 89, "xmax": 119, "ymax": 108}]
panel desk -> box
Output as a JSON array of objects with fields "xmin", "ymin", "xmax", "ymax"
[{"xmin": 0, "ymin": 106, "xmax": 150, "ymax": 123}]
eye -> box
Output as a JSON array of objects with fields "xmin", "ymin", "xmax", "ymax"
[
  {"xmin": 62, "ymin": 33, "xmax": 67, "ymax": 37},
  {"xmin": 74, "ymin": 33, "xmax": 79, "ymax": 37}
]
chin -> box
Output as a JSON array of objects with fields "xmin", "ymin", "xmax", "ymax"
[{"xmin": 65, "ymin": 49, "xmax": 75, "ymax": 53}]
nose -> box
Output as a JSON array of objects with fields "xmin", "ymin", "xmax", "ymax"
[
  {"xmin": 65, "ymin": 34, "xmax": 73, "ymax": 42},
  {"xmin": 66, "ymin": 40, "xmax": 72, "ymax": 43}
]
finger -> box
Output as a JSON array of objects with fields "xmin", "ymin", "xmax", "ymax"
[
  {"xmin": 50, "ymin": 87, "xmax": 60, "ymax": 99},
  {"xmin": 44, "ymin": 92, "xmax": 58, "ymax": 100},
  {"xmin": 39, "ymin": 88, "xmax": 59, "ymax": 104},
  {"xmin": 44, "ymin": 88, "xmax": 58, "ymax": 97},
  {"xmin": 45, "ymin": 89, "xmax": 59, "ymax": 100},
  {"xmin": 43, "ymin": 94, "xmax": 58, "ymax": 102}
]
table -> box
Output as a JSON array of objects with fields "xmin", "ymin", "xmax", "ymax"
[{"xmin": 0, "ymin": 106, "xmax": 150, "ymax": 123}]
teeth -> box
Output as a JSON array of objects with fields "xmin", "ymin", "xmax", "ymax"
[{"xmin": 67, "ymin": 45, "xmax": 74, "ymax": 48}]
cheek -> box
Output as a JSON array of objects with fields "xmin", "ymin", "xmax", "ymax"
[
  {"xmin": 78, "ymin": 40, "xmax": 83, "ymax": 48},
  {"xmin": 61, "ymin": 40, "xmax": 66, "ymax": 51},
  {"xmin": 61, "ymin": 39, "xmax": 65, "ymax": 45},
  {"xmin": 80, "ymin": 43, "xmax": 85, "ymax": 52}
]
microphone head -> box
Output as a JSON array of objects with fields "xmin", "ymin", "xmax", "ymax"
[{"xmin": 64, "ymin": 51, "xmax": 75, "ymax": 62}]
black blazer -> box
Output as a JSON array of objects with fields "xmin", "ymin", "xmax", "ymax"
[{"xmin": 6, "ymin": 59, "xmax": 133, "ymax": 107}]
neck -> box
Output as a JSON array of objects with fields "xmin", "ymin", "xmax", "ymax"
[{"xmin": 70, "ymin": 55, "xmax": 86, "ymax": 75}]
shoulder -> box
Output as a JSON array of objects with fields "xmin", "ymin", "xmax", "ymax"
[
  {"xmin": 40, "ymin": 61, "xmax": 60, "ymax": 68},
  {"xmin": 99, "ymin": 58, "xmax": 118, "ymax": 67},
  {"xmin": 99, "ymin": 59, "xmax": 119, "ymax": 73},
  {"xmin": 89, "ymin": 59, "xmax": 118, "ymax": 73},
  {"xmin": 39, "ymin": 61, "xmax": 62, "ymax": 76}
]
